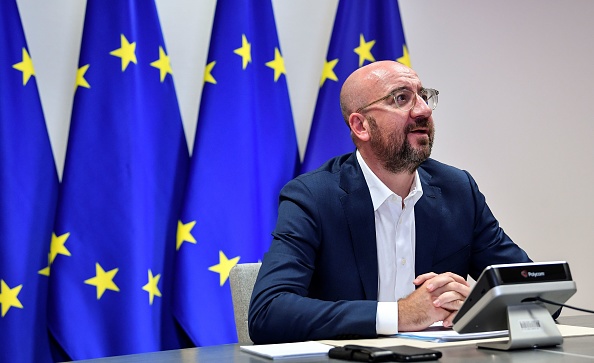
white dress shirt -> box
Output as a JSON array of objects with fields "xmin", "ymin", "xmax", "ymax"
[{"xmin": 356, "ymin": 151, "xmax": 424, "ymax": 335}]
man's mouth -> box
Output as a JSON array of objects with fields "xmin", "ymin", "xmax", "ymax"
[{"xmin": 409, "ymin": 128, "xmax": 428, "ymax": 135}]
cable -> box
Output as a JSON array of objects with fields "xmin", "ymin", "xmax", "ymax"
[{"xmin": 535, "ymin": 296, "xmax": 594, "ymax": 314}]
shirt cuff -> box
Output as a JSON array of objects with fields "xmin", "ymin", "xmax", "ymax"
[{"xmin": 376, "ymin": 301, "xmax": 399, "ymax": 335}]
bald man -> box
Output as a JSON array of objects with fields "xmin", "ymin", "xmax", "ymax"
[{"xmin": 248, "ymin": 61, "xmax": 530, "ymax": 344}]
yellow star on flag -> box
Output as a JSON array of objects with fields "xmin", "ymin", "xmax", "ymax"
[
  {"xmin": 142, "ymin": 270, "xmax": 162, "ymax": 305},
  {"xmin": 354, "ymin": 34, "xmax": 376, "ymax": 67},
  {"xmin": 208, "ymin": 251, "xmax": 240, "ymax": 286},
  {"xmin": 320, "ymin": 58, "xmax": 339, "ymax": 87},
  {"xmin": 0, "ymin": 280, "xmax": 23, "ymax": 317},
  {"xmin": 12, "ymin": 48, "xmax": 35, "ymax": 85},
  {"xmin": 265, "ymin": 48, "xmax": 286, "ymax": 82},
  {"xmin": 176, "ymin": 220, "xmax": 197, "ymax": 251},
  {"xmin": 84, "ymin": 263, "xmax": 120, "ymax": 299},
  {"xmin": 75, "ymin": 64, "xmax": 91, "ymax": 90},
  {"xmin": 109, "ymin": 34, "xmax": 137, "ymax": 71},
  {"xmin": 49, "ymin": 232, "xmax": 71, "ymax": 264},
  {"xmin": 150, "ymin": 46, "xmax": 173, "ymax": 82},
  {"xmin": 38, "ymin": 254, "xmax": 51, "ymax": 276},
  {"xmin": 234, "ymin": 34, "xmax": 252, "ymax": 70},
  {"xmin": 39, "ymin": 232, "xmax": 72, "ymax": 276},
  {"xmin": 397, "ymin": 45, "xmax": 411, "ymax": 68},
  {"xmin": 204, "ymin": 61, "xmax": 217, "ymax": 84}
]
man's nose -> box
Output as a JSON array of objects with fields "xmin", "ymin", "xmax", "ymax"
[{"xmin": 410, "ymin": 94, "xmax": 432, "ymax": 118}]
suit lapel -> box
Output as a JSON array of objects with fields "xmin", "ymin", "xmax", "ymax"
[
  {"xmin": 339, "ymin": 154, "xmax": 378, "ymax": 300},
  {"xmin": 414, "ymin": 166, "xmax": 442, "ymax": 276}
]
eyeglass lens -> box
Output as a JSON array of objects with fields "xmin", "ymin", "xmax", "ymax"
[{"xmin": 394, "ymin": 89, "xmax": 438, "ymax": 111}]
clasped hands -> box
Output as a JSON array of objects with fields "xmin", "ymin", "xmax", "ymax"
[{"xmin": 398, "ymin": 272, "xmax": 471, "ymax": 331}]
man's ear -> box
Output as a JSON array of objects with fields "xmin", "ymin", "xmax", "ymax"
[{"xmin": 349, "ymin": 113, "xmax": 370, "ymax": 142}]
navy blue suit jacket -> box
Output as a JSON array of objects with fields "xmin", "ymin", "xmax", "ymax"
[{"xmin": 248, "ymin": 153, "xmax": 530, "ymax": 344}]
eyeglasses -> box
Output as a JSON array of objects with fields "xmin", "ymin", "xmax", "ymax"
[{"xmin": 356, "ymin": 88, "xmax": 439, "ymax": 113}]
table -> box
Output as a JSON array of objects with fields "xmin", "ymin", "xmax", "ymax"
[{"xmin": 73, "ymin": 315, "xmax": 594, "ymax": 363}]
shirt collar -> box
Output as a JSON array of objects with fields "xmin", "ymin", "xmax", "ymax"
[{"xmin": 356, "ymin": 150, "xmax": 423, "ymax": 211}]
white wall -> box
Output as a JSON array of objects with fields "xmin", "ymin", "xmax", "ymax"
[{"xmin": 17, "ymin": 0, "xmax": 593, "ymax": 315}]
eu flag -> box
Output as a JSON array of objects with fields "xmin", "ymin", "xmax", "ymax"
[
  {"xmin": 301, "ymin": 0, "xmax": 410, "ymax": 172},
  {"xmin": 0, "ymin": 0, "xmax": 58, "ymax": 362},
  {"xmin": 47, "ymin": 0, "xmax": 189, "ymax": 359},
  {"xmin": 173, "ymin": 0, "xmax": 299, "ymax": 346},
  {"xmin": 0, "ymin": 1, "xmax": 57, "ymax": 362}
]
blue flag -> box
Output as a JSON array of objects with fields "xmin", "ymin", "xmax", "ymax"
[
  {"xmin": 47, "ymin": 0, "xmax": 189, "ymax": 359},
  {"xmin": 0, "ymin": 1, "xmax": 58, "ymax": 362},
  {"xmin": 173, "ymin": 0, "xmax": 299, "ymax": 346},
  {"xmin": 301, "ymin": 0, "xmax": 410, "ymax": 172}
]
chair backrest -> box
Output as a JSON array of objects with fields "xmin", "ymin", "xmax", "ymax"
[{"xmin": 229, "ymin": 262, "xmax": 261, "ymax": 345}]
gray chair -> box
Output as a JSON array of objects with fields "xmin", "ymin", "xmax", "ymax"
[{"xmin": 229, "ymin": 262, "xmax": 261, "ymax": 345}]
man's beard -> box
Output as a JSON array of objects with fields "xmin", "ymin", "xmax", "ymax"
[{"xmin": 367, "ymin": 116, "xmax": 434, "ymax": 173}]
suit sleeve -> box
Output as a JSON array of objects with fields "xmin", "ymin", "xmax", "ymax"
[{"xmin": 248, "ymin": 178, "xmax": 377, "ymax": 344}]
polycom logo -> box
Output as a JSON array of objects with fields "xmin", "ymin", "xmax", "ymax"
[{"xmin": 521, "ymin": 270, "xmax": 545, "ymax": 278}]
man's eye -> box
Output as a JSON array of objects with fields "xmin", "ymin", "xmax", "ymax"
[{"xmin": 394, "ymin": 92, "xmax": 411, "ymax": 106}]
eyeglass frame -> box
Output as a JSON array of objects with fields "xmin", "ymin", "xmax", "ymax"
[{"xmin": 355, "ymin": 87, "xmax": 439, "ymax": 113}]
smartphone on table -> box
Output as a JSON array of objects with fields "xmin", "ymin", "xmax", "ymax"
[
  {"xmin": 384, "ymin": 345, "xmax": 442, "ymax": 361},
  {"xmin": 329, "ymin": 344, "xmax": 441, "ymax": 362}
]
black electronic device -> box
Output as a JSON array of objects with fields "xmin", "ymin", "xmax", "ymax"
[
  {"xmin": 452, "ymin": 261, "xmax": 576, "ymax": 350},
  {"xmin": 385, "ymin": 345, "xmax": 442, "ymax": 362},
  {"xmin": 328, "ymin": 344, "xmax": 441, "ymax": 362}
]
